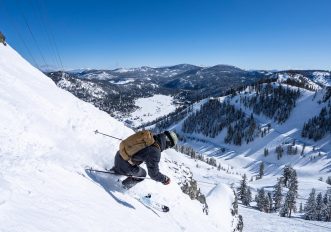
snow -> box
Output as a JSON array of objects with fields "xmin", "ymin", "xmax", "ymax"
[
  {"xmin": 239, "ymin": 205, "xmax": 331, "ymax": 232},
  {"xmin": 313, "ymin": 71, "xmax": 331, "ymax": 87},
  {"xmin": 109, "ymin": 78, "xmax": 134, "ymax": 85},
  {"xmin": 67, "ymin": 68, "xmax": 92, "ymax": 74},
  {"xmin": 58, "ymin": 78, "xmax": 106, "ymax": 98},
  {"xmin": 172, "ymin": 84, "xmax": 331, "ymax": 178},
  {"xmin": 0, "ymin": 44, "xmax": 236, "ymax": 232},
  {"xmin": 80, "ymin": 71, "xmax": 115, "ymax": 80},
  {"xmin": 112, "ymin": 68, "xmax": 133, "ymax": 73},
  {"xmin": 277, "ymin": 73, "xmax": 321, "ymax": 90},
  {"xmin": 207, "ymin": 183, "xmax": 235, "ymax": 226},
  {"xmin": 120, "ymin": 94, "xmax": 177, "ymax": 127},
  {"xmin": 165, "ymin": 148, "xmax": 331, "ymax": 232},
  {"xmin": 164, "ymin": 82, "xmax": 331, "ymax": 231}
]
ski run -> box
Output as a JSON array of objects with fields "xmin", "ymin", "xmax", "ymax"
[
  {"xmin": 0, "ymin": 44, "xmax": 238, "ymax": 231},
  {"xmin": 1, "ymin": 43, "xmax": 331, "ymax": 231}
]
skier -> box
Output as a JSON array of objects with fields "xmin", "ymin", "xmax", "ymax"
[{"xmin": 113, "ymin": 130, "xmax": 178, "ymax": 189}]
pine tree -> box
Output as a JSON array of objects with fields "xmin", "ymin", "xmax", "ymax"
[
  {"xmin": 237, "ymin": 174, "xmax": 248, "ymax": 202},
  {"xmin": 246, "ymin": 187, "xmax": 252, "ymax": 206},
  {"xmin": 280, "ymin": 168, "xmax": 298, "ymax": 218},
  {"xmin": 265, "ymin": 194, "xmax": 271, "ymax": 213},
  {"xmin": 279, "ymin": 196, "xmax": 289, "ymax": 217},
  {"xmin": 267, "ymin": 192, "xmax": 273, "ymax": 213},
  {"xmin": 276, "ymin": 145, "xmax": 284, "ymax": 160},
  {"xmin": 326, "ymin": 195, "xmax": 331, "ymax": 222},
  {"xmin": 282, "ymin": 165, "xmax": 293, "ymax": 187},
  {"xmin": 320, "ymin": 193, "xmax": 329, "ymax": 222},
  {"xmin": 323, "ymin": 193, "xmax": 328, "ymax": 205},
  {"xmin": 326, "ymin": 176, "xmax": 331, "ymax": 185},
  {"xmin": 299, "ymin": 202, "xmax": 303, "ymax": 213},
  {"xmin": 304, "ymin": 188, "xmax": 317, "ymax": 220},
  {"xmin": 259, "ymin": 162, "xmax": 264, "ymax": 179},
  {"xmin": 316, "ymin": 192, "xmax": 324, "ymax": 221},
  {"xmin": 264, "ymin": 148, "xmax": 269, "ymax": 156},
  {"xmin": 273, "ymin": 178, "xmax": 283, "ymax": 211},
  {"xmin": 237, "ymin": 174, "xmax": 251, "ymax": 206},
  {"xmin": 280, "ymin": 190, "xmax": 295, "ymax": 217},
  {"xmin": 256, "ymin": 188, "xmax": 266, "ymax": 212}
]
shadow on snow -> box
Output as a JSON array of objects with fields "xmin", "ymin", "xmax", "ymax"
[{"xmin": 85, "ymin": 169, "xmax": 135, "ymax": 210}]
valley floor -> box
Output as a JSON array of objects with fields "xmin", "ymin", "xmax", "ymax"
[{"xmin": 239, "ymin": 205, "xmax": 331, "ymax": 232}]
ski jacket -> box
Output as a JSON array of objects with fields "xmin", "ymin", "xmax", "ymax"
[{"xmin": 129, "ymin": 133, "xmax": 167, "ymax": 182}]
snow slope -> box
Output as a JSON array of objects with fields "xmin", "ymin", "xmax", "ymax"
[
  {"xmin": 163, "ymin": 81, "xmax": 331, "ymax": 231},
  {"xmin": 171, "ymin": 84, "xmax": 331, "ymax": 179},
  {"xmin": 167, "ymin": 149, "xmax": 331, "ymax": 232},
  {"xmin": 0, "ymin": 44, "xmax": 236, "ymax": 232},
  {"xmin": 119, "ymin": 94, "xmax": 177, "ymax": 127}
]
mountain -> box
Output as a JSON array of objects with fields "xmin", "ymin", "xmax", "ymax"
[
  {"xmin": 0, "ymin": 44, "xmax": 242, "ymax": 231},
  {"xmin": 151, "ymin": 76, "xmax": 331, "ymax": 175},
  {"xmin": 45, "ymin": 66, "xmax": 330, "ymax": 130},
  {"xmin": 144, "ymin": 76, "xmax": 331, "ymax": 230},
  {"xmin": 45, "ymin": 64, "xmax": 270, "ymax": 127}
]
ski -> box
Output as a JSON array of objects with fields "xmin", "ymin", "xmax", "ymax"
[
  {"xmin": 86, "ymin": 167, "xmax": 117, "ymax": 175},
  {"xmin": 135, "ymin": 194, "xmax": 170, "ymax": 213},
  {"xmin": 86, "ymin": 167, "xmax": 170, "ymax": 213}
]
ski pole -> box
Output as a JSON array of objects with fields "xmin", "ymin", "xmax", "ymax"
[
  {"xmin": 87, "ymin": 168, "xmax": 152, "ymax": 180},
  {"xmin": 94, "ymin": 130, "xmax": 123, "ymax": 141}
]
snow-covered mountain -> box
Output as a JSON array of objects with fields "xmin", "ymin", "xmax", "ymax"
[
  {"xmin": 45, "ymin": 64, "xmax": 268, "ymax": 124},
  {"xmin": 172, "ymin": 85, "xmax": 331, "ymax": 175},
  {"xmin": 45, "ymin": 66, "xmax": 330, "ymax": 131},
  {"xmin": 145, "ymin": 77, "xmax": 331, "ymax": 231},
  {"xmin": 0, "ymin": 44, "xmax": 242, "ymax": 231}
]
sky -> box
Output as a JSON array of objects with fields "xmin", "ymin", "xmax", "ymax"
[{"xmin": 0, "ymin": 0, "xmax": 330, "ymax": 70}]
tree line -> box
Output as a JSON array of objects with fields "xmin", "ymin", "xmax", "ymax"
[
  {"xmin": 182, "ymin": 99, "xmax": 261, "ymax": 145},
  {"xmin": 302, "ymin": 101, "xmax": 331, "ymax": 141},
  {"xmin": 240, "ymin": 83, "xmax": 300, "ymax": 124}
]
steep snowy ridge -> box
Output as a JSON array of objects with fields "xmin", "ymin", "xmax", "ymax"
[{"xmin": 0, "ymin": 45, "xmax": 237, "ymax": 231}]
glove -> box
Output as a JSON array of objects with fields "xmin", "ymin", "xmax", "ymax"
[{"xmin": 162, "ymin": 176, "xmax": 171, "ymax": 185}]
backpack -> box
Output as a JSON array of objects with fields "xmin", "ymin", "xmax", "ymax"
[{"xmin": 119, "ymin": 130, "xmax": 156, "ymax": 163}]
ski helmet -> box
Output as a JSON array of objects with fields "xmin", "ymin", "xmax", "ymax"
[{"xmin": 164, "ymin": 131, "xmax": 178, "ymax": 147}]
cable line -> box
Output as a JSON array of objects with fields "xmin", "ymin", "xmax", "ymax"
[
  {"xmin": 14, "ymin": 0, "xmax": 49, "ymax": 69},
  {"xmin": 36, "ymin": 0, "xmax": 64, "ymax": 71},
  {"xmin": 28, "ymin": 0, "xmax": 60, "ymax": 70}
]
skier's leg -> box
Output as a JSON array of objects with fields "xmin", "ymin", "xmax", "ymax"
[
  {"xmin": 122, "ymin": 167, "xmax": 147, "ymax": 189},
  {"xmin": 113, "ymin": 151, "xmax": 147, "ymax": 189}
]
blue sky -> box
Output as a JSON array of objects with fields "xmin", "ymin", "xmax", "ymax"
[{"xmin": 1, "ymin": 0, "xmax": 330, "ymax": 70}]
